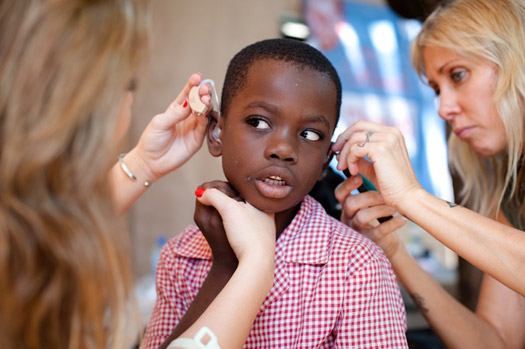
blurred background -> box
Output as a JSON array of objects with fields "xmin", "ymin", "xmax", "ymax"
[{"xmin": 129, "ymin": 1, "xmax": 480, "ymax": 347}]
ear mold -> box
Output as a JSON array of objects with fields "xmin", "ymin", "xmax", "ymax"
[{"xmin": 211, "ymin": 126, "xmax": 221, "ymax": 142}]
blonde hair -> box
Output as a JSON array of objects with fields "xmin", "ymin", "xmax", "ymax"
[
  {"xmin": 411, "ymin": 0, "xmax": 525, "ymax": 218},
  {"xmin": 0, "ymin": 0, "xmax": 149, "ymax": 347}
]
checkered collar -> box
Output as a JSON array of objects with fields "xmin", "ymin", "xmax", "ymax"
[{"xmin": 278, "ymin": 195, "xmax": 331, "ymax": 265}]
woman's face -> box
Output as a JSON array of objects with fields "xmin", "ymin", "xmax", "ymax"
[{"xmin": 423, "ymin": 46, "xmax": 506, "ymax": 157}]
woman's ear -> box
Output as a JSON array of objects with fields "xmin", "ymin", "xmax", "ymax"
[{"xmin": 206, "ymin": 111, "xmax": 222, "ymax": 157}]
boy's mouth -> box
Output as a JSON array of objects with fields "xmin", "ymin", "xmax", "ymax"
[
  {"xmin": 262, "ymin": 175, "xmax": 287, "ymax": 186},
  {"xmin": 255, "ymin": 174, "xmax": 293, "ymax": 199}
]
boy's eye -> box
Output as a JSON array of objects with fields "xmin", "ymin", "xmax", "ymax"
[
  {"xmin": 247, "ymin": 117, "xmax": 270, "ymax": 130},
  {"xmin": 301, "ymin": 129, "xmax": 321, "ymax": 141}
]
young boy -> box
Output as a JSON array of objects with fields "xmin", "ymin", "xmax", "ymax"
[{"xmin": 143, "ymin": 39, "xmax": 407, "ymax": 348}]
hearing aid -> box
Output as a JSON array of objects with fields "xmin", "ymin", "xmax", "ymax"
[
  {"xmin": 189, "ymin": 79, "xmax": 221, "ymax": 142},
  {"xmin": 189, "ymin": 79, "xmax": 220, "ymax": 116},
  {"xmin": 189, "ymin": 78, "xmax": 222, "ymax": 144}
]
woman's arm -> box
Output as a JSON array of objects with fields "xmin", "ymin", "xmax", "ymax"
[
  {"xmin": 391, "ymin": 243, "xmax": 507, "ymax": 348},
  {"xmin": 399, "ymin": 189, "xmax": 525, "ymax": 296},
  {"xmin": 170, "ymin": 243, "xmax": 274, "ymax": 349},
  {"xmin": 336, "ymin": 177, "xmax": 525, "ymax": 348},
  {"xmin": 397, "ymin": 211, "xmax": 525, "ymax": 348},
  {"xmin": 110, "ymin": 73, "xmax": 209, "ymax": 214},
  {"xmin": 162, "ymin": 187, "xmax": 276, "ymax": 349},
  {"xmin": 333, "ymin": 120, "xmax": 525, "ymax": 296}
]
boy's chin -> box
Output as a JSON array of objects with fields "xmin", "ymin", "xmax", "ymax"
[
  {"xmin": 229, "ymin": 182, "xmax": 304, "ymax": 214},
  {"xmin": 245, "ymin": 197, "xmax": 302, "ymax": 216}
]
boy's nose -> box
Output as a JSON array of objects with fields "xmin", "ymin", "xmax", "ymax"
[{"xmin": 265, "ymin": 135, "xmax": 298, "ymax": 164}]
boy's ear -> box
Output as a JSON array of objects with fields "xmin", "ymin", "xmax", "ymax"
[
  {"xmin": 317, "ymin": 147, "xmax": 335, "ymax": 181},
  {"xmin": 206, "ymin": 111, "xmax": 222, "ymax": 157}
]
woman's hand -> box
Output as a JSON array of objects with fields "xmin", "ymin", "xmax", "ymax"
[
  {"xmin": 335, "ymin": 173, "xmax": 407, "ymax": 259},
  {"xmin": 111, "ymin": 74, "xmax": 211, "ymax": 214},
  {"xmin": 163, "ymin": 186, "xmax": 275, "ymax": 349},
  {"xmin": 161, "ymin": 184, "xmax": 275, "ymax": 347},
  {"xmin": 332, "ymin": 120, "xmax": 422, "ymax": 211},
  {"xmin": 130, "ymin": 73, "xmax": 210, "ymax": 183},
  {"xmin": 194, "ymin": 181, "xmax": 240, "ymax": 269},
  {"xmin": 196, "ymin": 185, "xmax": 276, "ymax": 265}
]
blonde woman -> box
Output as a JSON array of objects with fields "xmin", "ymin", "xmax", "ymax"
[
  {"xmin": 333, "ymin": 0, "xmax": 525, "ymax": 347},
  {"xmin": 0, "ymin": 1, "xmax": 276, "ymax": 348}
]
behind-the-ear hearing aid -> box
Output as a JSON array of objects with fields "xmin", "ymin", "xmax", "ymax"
[
  {"xmin": 189, "ymin": 79, "xmax": 221, "ymax": 143},
  {"xmin": 189, "ymin": 79, "xmax": 220, "ymax": 116}
]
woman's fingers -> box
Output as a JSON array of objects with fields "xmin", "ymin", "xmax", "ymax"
[
  {"xmin": 334, "ymin": 175, "xmax": 362, "ymax": 203},
  {"xmin": 335, "ymin": 122, "xmax": 387, "ymax": 174},
  {"xmin": 173, "ymin": 73, "xmax": 202, "ymax": 105},
  {"xmin": 334, "ymin": 121, "xmax": 421, "ymax": 209},
  {"xmin": 197, "ymin": 187, "xmax": 238, "ymax": 212},
  {"xmin": 197, "ymin": 188, "xmax": 275, "ymax": 261}
]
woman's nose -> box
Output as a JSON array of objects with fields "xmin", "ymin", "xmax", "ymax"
[{"xmin": 436, "ymin": 90, "xmax": 460, "ymax": 122}]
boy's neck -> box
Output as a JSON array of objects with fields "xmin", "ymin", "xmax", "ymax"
[{"xmin": 274, "ymin": 203, "xmax": 301, "ymax": 240}]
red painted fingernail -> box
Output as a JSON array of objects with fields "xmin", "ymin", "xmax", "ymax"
[
  {"xmin": 195, "ymin": 187, "xmax": 205, "ymax": 198},
  {"xmin": 182, "ymin": 98, "xmax": 188, "ymax": 108}
]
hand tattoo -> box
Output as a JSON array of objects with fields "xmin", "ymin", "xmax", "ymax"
[{"xmin": 357, "ymin": 131, "xmax": 373, "ymax": 148}]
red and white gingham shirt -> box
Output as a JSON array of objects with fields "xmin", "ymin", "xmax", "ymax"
[{"xmin": 142, "ymin": 196, "xmax": 408, "ymax": 348}]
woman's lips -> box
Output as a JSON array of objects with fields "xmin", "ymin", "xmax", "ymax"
[
  {"xmin": 454, "ymin": 126, "xmax": 475, "ymax": 140},
  {"xmin": 255, "ymin": 175, "xmax": 293, "ymax": 199}
]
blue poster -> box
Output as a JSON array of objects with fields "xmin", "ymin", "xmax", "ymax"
[{"xmin": 306, "ymin": 0, "xmax": 453, "ymax": 200}]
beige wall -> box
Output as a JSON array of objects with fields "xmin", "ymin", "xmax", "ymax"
[{"xmin": 129, "ymin": 0, "xmax": 302, "ymax": 278}]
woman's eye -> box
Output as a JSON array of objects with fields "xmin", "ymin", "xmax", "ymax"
[
  {"xmin": 427, "ymin": 81, "xmax": 439, "ymax": 96},
  {"xmin": 247, "ymin": 118, "xmax": 270, "ymax": 130},
  {"xmin": 450, "ymin": 69, "xmax": 466, "ymax": 82},
  {"xmin": 301, "ymin": 130, "xmax": 321, "ymax": 141}
]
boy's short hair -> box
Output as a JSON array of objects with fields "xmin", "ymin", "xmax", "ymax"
[{"xmin": 221, "ymin": 38, "xmax": 342, "ymax": 127}]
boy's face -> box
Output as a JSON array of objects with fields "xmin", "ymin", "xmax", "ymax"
[{"xmin": 214, "ymin": 59, "xmax": 338, "ymax": 213}]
